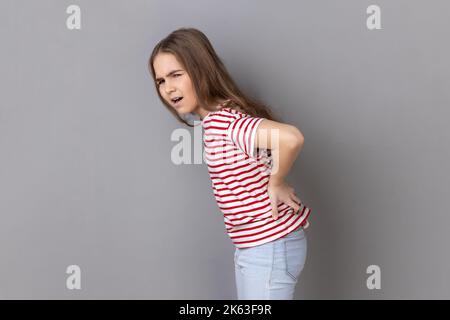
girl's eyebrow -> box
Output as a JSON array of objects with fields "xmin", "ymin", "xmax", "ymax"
[{"xmin": 155, "ymin": 69, "xmax": 183, "ymax": 81}]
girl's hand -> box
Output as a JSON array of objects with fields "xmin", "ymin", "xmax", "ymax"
[{"xmin": 267, "ymin": 179, "xmax": 301, "ymax": 220}]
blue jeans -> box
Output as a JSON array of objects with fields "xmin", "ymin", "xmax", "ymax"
[{"xmin": 234, "ymin": 226, "xmax": 307, "ymax": 300}]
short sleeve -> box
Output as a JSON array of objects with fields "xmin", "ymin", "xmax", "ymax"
[{"xmin": 226, "ymin": 116, "xmax": 265, "ymax": 159}]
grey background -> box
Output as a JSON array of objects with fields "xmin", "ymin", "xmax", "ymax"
[{"xmin": 1, "ymin": 0, "xmax": 449, "ymax": 299}]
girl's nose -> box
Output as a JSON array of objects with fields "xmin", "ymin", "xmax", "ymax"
[{"xmin": 165, "ymin": 86, "xmax": 176, "ymax": 95}]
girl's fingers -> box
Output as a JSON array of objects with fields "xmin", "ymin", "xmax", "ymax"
[
  {"xmin": 269, "ymin": 195, "xmax": 279, "ymax": 220},
  {"xmin": 291, "ymin": 194, "xmax": 301, "ymax": 206},
  {"xmin": 287, "ymin": 199, "xmax": 301, "ymax": 214},
  {"xmin": 271, "ymin": 201, "xmax": 279, "ymax": 220}
]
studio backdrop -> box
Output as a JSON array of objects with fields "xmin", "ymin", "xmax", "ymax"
[{"xmin": 0, "ymin": 0, "xmax": 449, "ymax": 299}]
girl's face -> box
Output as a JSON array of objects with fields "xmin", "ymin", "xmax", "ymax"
[{"xmin": 153, "ymin": 52, "xmax": 199, "ymax": 116}]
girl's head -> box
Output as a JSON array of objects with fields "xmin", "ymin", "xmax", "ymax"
[{"xmin": 148, "ymin": 27, "xmax": 279, "ymax": 127}]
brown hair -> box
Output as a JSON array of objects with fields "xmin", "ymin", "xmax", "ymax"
[{"xmin": 148, "ymin": 27, "xmax": 280, "ymax": 127}]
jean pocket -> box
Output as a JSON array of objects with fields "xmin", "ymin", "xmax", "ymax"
[{"xmin": 284, "ymin": 235, "xmax": 307, "ymax": 281}]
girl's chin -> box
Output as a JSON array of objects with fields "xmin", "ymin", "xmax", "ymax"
[
  {"xmin": 174, "ymin": 103, "xmax": 187, "ymax": 111},
  {"xmin": 176, "ymin": 107, "xmax": 191, "ymax": 114}
]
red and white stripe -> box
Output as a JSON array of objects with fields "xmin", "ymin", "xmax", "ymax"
[{"xmin": 202, "ymin": 107, "xmax": 311, "ymax": 248}]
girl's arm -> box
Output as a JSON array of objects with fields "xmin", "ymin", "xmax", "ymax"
[
  {"xmin": 255, "ymin": 119, "xmax": 305, "ymax": 220},
  {"xmin": 255, "ymin": 119, "xmax": 304, "ymax": 184}
]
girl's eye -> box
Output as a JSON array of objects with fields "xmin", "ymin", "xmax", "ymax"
[
  {"xmin": 157, "ymin": 74, "xmax": 182, "ymax": 86},
  {"xmin": 157, "ymin": 74, "xmax": 181, "ymax": 86}
]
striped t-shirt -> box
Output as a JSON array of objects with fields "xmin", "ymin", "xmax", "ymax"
[{"xmin": 201, "ymin": 105, "xmax": 311, "ymax": 249}]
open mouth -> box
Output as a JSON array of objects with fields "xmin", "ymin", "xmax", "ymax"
[{"xmin": 171, "ymin": 97, "xmax": 183, "ymax": 105}]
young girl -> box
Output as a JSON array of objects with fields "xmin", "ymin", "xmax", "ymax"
[{"xmin": 148, "ymin": 28, "xmax": 312, "ymax": 300}]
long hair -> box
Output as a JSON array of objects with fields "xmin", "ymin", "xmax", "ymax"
[{"xmin": 148, "ymin": 27, "xmax": 280, "ymax": 127}]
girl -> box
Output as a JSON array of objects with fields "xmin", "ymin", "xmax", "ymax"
[{"xmin": 148, "ymin": 28, "xmax": 312, "ymax": 300}]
